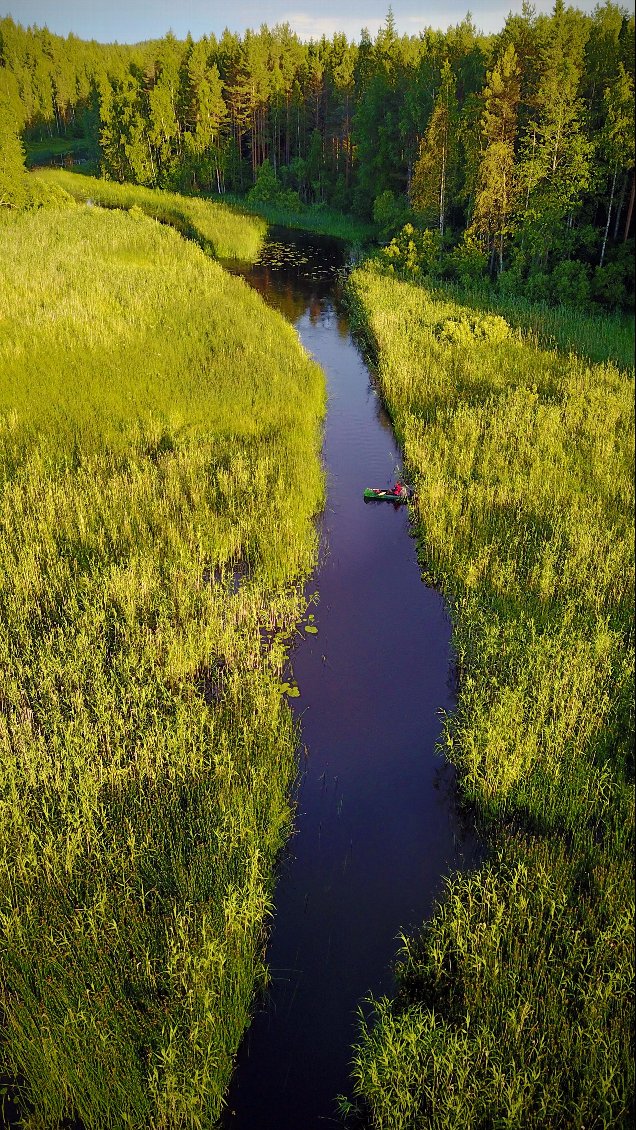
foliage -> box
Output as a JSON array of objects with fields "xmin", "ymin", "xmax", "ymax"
[
  {"xmin": 0, "ymin": 204, "xmax": 325, "ymax": 1126},
  {"xmin": 344, "ymin": 263, "xmax": 634, "ymax": 1128},
  {"xmin": 246, "ymin": 157, "xmax": 302, "ymax": 211},
  {"xmin": 466, "ymin": 43, "xmax": 521, "ymax": 274},
  {"xmin": 378, "ymin": 223, "xmax": 442, "ymax": 279},
  {"xmin": 410, "ymin": 60, "xmax": 460, "ymax": 237},
  {"xmin": 1, "ymin": 4, "xmax": 633, "ymax": 295},
  {"xmin": 0, "ymin": 82, "xmax": 27, "ymax": 209},
  {"xmin": 372, "ymin": 189, "xmax": 411, "ymax": 241}
]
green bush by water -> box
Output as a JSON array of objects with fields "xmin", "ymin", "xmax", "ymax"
[
  {"xmin": 0, "ymin": 205, "xmax": 325, "ymax": 1126},
  {"xmin": 32, "ymin": 168, "xmax": 268, "ymax": 261},
  {"xmin": 343, "ymin": 266, "xmax": 634, "ymax": 1127}
]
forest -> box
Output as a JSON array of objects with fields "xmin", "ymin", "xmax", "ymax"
[{"xmin": 1, "ymin": 2, "xmax": 634, "ymax": 311}]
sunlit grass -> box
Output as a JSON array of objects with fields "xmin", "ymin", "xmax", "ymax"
[
  {"xmin": 343, "ymin": 265, "xmax": 634, "ymax": 1128},
  {"xmin": 32, "ymin": 168, "xmax": 268, "ymax": 260},
  {"xmin": 433, "ymin": 278, "xmax": 635, "ymax": 372},
  {"xmin": 0, "ymin": 204, "xmax": 325, "ymax": 1126}
]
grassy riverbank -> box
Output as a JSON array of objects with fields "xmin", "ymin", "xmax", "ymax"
[
  {"xmin": 32, "ymin": 168, "xmax": 268, "ymax": 260},
  {"xmin": 24, "ymin": 137, "xmax": 98, "ymax": 169},
  {"xmin": 423, "ymin": 282, "xmax": 635, "ymax": 373},
  {"xmin": 208, "ymin": 192, "xmax": 375, "ymax": 246},
  {"xmin": 0, "ymin": 205, "xmax": 324, "ymax": 1126},
  {"xmin": 344, "ymin": 265, "xmax": 634, "ymax": 1127}
]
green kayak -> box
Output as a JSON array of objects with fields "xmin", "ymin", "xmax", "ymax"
[{"xmin": 363, "ymin": 487, "xmax": 410, "ymax": 503}]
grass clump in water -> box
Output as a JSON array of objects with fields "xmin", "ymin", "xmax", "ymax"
[
  {"xmin": 32, "ymin": 168, "xmax": 268, "ymax": 260},
  {"xmin": 343, "ymin": 265, "xmax": 634, "ymax": 1128},
  {"xmin": 0, "ymin": 204, "xmax": 324, "ymax": 1127}
]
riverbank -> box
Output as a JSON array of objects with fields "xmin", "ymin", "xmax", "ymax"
[
  {"xmin": 31, "ymin": 168, "xmax": 375, "ymax": 256},
  {"xmin": 31, "ymin": 169, "xmax": 268, "ymax": 260},
  {"xmin": 0, "ymin": 205, "xmax": 324, "ymax": 1126},
  {"xmin": 207, "ymin": 192, "xmax": 375, "ymax": 246},
  {"xmin": 343, "ymin": 265, "xmax": 635, "ymax": 1127}
]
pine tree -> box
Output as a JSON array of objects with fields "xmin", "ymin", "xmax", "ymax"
[
  {"xmin": 410, "ymin": 59, "xmax": 459, "ymax": 237},
  {"xmin": 468, "ymin": 43, "xmax": 521, "ymax": 273},
  {"xmin": 0, "ymin": 85, "xmax": 26, "ymax": 208},
  {"xmin": 516, "ymin": 0, "xmax": 593, "ymax": 264},
  {"xmin": 180, "ymin": 38, "xmax": 227, "ymax": 190}
]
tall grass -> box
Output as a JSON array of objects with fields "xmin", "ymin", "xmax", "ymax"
[
  {"xmin": 31, "ymin": 168, "xmax": 268, "ymax": 261},
  {"xmin": 430, "ymin": 278, "xmax": 635, "ymax": 372},
  {"xmin": 343, "ymin": 265, "xmax": 634, "ymax": 1127},
  {"xmin": 0, "ymin": 205, "xmax": 325, "ymax": 1126},
  {"xmin": 208, "ymin": 191, "xmax": 375, "ymax": 245}
]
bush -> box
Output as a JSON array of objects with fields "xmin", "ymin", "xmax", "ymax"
[
  {"xmin": 551, "ymin": 259, "xmax": 590, "ymax": 307},
  {"xmin": 524, "ymin": 270, "xmax": 552, "ymax": 304},
  {"xmin": 379, "ymin": 223, "xmax": 442, "ymax": 279},
  {"xmin": 592, "ymin": 244, "xmax": 634, "ymax": 312},
  {"xmin": 246, "ymin": 159, "xmax": 303, "ymax": 211},
  {"xmin": 436, "ymin": 312, "xmax": 511, "ymax": 345},
  {"xmin": 372, "ymin": 190, "xmax": 411, "ymax": 241},
  {"xmin": 448, "ymin": 238, "xmax": 488, "ymax": 286}
]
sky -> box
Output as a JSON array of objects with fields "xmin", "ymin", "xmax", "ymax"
[{"xmin": 4, "ymin": 0, "xmax": 631, "ymax": 45}]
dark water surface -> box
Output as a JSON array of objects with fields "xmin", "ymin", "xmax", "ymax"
[{"xmin": 222, "ymin": 232, "xmax": 476, "ymax": 1129}]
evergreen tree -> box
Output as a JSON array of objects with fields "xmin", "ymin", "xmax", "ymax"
[
  {"xmin": 468, "ymin": 43, "xmax": 521, "ymax": 273},
  {"xmin": 99, "ymin": 73, "xmax": 154, "ymax": 184},
  {"xmin": 516, "ymin": 0, "xmax": 593, "ymax": 265},
  {"xmin": 410, "ymin": 58, "xmax": 459, "ymax": 237},
  {"xmin": 181, "ymin": 38, "xmax": 227, "ymax": 191},
  {"xmin": 0, "ymin": 83, "xmax": 26, "ymax": 208}
]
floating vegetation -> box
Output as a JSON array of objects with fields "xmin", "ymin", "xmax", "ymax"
[{"xmin": 256, "ymin": 239, "xmax": 341, "ymax": 282}]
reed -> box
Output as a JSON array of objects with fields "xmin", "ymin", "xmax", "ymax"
[
  {"xmin": 0, "ymin": 204, "xmax": 325, "ymax": 1126},
  {"xmin": 31, "ymin": 168, "xmax": 268, "ymax": 261},
  {"xmin": 343, "ymin": 265, "xmax": 634, "ymax": 1127}
]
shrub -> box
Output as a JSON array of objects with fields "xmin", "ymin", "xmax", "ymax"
[
  {"xmin": 524, "ymin": 270, "xmax": 552, "ymax": 304},
  {"xmin": 372, "ymin": 190, "xmax": 411, "ymax": 241},
  {"xmin": 592, "ymin": 245, "xmax": 635, "ymax": 311},
  {"xmin": 551, "ymin": 258, "xmax": 591, "ymax": 307},
  {"xmin": 246, "ymin": 159, "xmax": 303, "ymax": 211},
  {"xmin": 448, "ymin": 238, "xmax": 488, "ymax": 286},
  {"xmin": 379, "ymin": 223, "xmax": 442, "ymax": 279}
]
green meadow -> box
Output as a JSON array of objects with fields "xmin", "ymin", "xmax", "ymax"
[
  {"xmin": 32, "ymin": 168, "xmax": 268, "ymax": 261},
  {"xmin": 0, "ymin": 203, "xmax": 324, "ymax": 1126},
  {"xmin": 344, "ymin": 266, "xmax": 634, "ymax": 1127}
]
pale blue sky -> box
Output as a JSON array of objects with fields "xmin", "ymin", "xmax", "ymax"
[{"xmin": 4, "ymin": 0, "xmax": 630, "ymax": 44}]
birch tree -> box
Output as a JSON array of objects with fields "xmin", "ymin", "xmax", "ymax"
[{"xmin": 598, "ymin": 62, "xmax": 634, "ymax": 264}]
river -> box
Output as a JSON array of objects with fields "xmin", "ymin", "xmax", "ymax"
[{"xmin": 220, "ymin": 229, "xmax": 477, "ymax": 1128}]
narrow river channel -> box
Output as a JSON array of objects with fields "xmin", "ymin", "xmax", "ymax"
[{"xmin": 222, "ymin": 231, "xmax": 477, "ymax": 1128}]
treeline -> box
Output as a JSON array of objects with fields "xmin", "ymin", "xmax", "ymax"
[{"xmin": 1, "ymin": 3, "xmax": 634, "ymax": 307}]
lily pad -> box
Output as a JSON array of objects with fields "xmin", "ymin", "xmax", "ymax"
[{"xmin": 280, "ymin": 682, "xmax": 301, "ymax": 697}]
